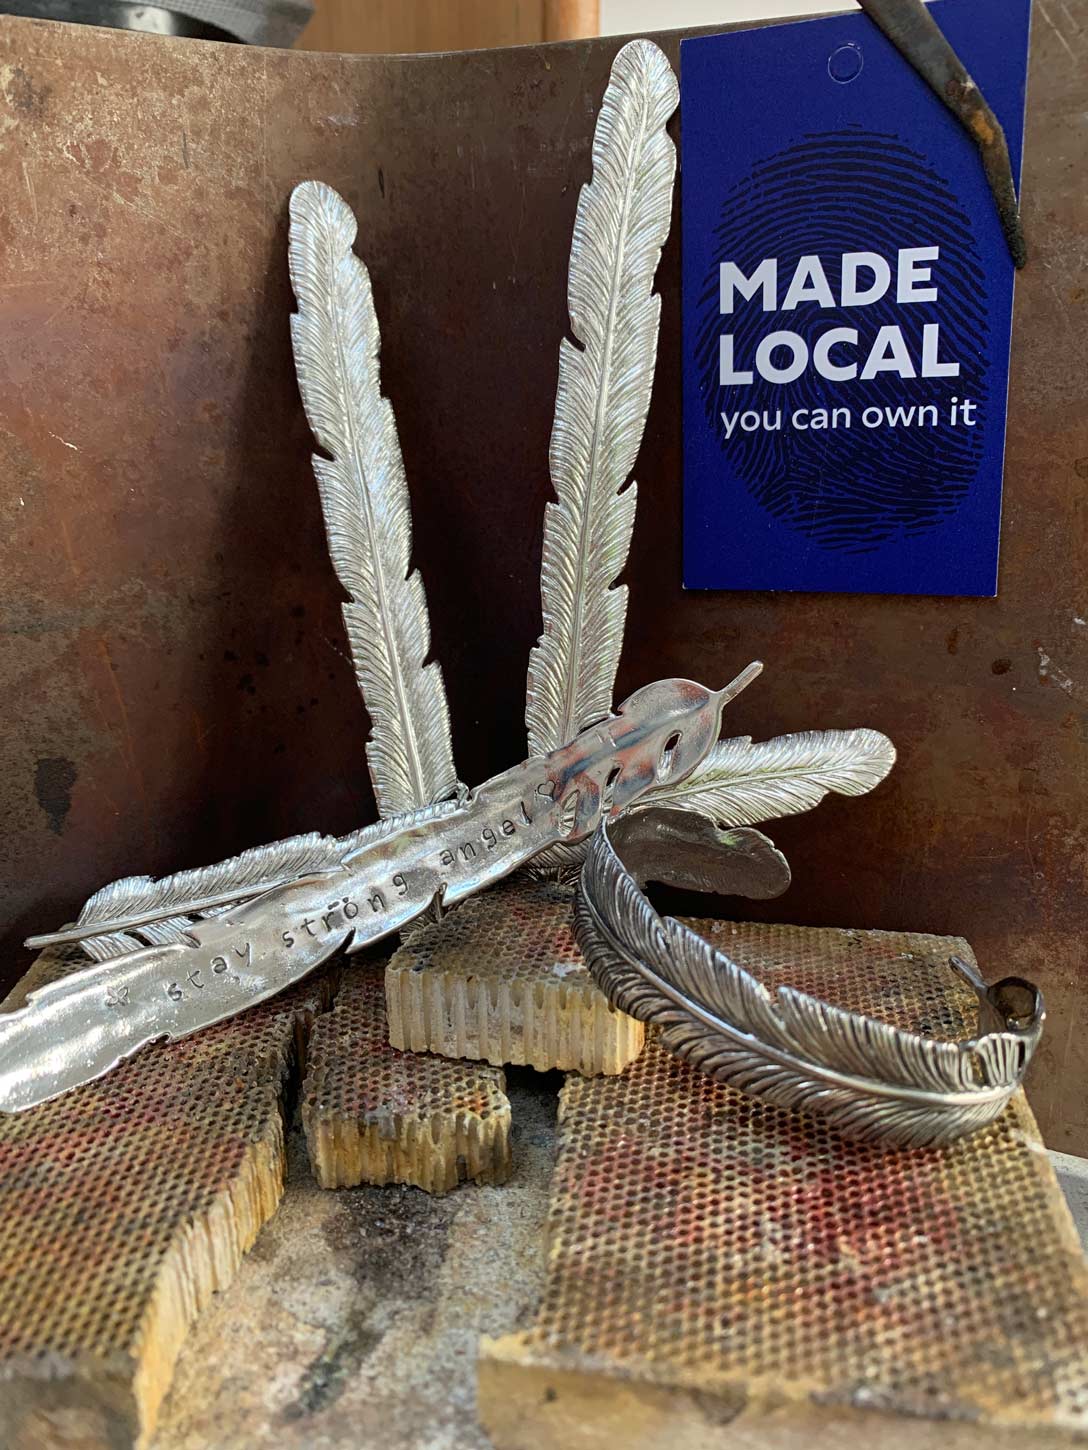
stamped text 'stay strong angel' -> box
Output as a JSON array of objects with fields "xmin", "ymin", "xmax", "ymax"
[{"xmin": 6, "ymin": 42, "xmax": 897, "ymax": 1115}]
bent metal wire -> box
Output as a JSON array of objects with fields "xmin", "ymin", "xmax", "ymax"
[{"xmin": 574, "ymin": 812, "xmax": 1044, "ymax": 1148}]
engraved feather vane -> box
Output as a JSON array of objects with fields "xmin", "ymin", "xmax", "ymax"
[
  {"xmin": 289, "ymin": 180, "xmax": 461, "ymax": 818},
  {"xmin": 576, "ymin": 822, "xmax": 1039, "ymax": 1148},
  {"xmin": 526, "ymin": 40, "xmax": 679, "ymax": 756},
  {"xmin": 640, "ymin": 727, "xmax": 896, "ymax": 828},
  {"xmin": 522, "ymin": 44, "xmax": 895, "ymax": 846},
  {"xmin": 30, "ymin": 182, "xmax": 465, "ymax": 967},
  {"xmin": 38, "ymin": 801, "xmax": 462, "ymax": 962},
  {"xmin": 29, "ymin": 65, "xmax": 896, "ymax": 983}
]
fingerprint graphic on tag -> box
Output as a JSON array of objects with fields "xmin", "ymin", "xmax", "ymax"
[{"xmin": 692, "ymin": 133, "xmax": 989, "ymax": 555}]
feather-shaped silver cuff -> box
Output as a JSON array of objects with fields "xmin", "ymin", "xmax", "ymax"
[{"xmin": 574, "ymin": 812, "xmax": 1044, "ymax": 1148}]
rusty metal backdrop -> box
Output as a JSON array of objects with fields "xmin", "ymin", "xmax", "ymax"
[{"xmin": 0, "ymin": 11, "xmax": 1084, "ymax": 1148}]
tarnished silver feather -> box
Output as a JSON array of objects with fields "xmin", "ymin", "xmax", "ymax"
[
  {"xmin": 525, "ymin": 39, "xmax": 678, "ymax": 757},
  {"xmin": 640, "ymin": 727, "xmax": 896, "ymax": 827},
  {"xmin": 595, "ymin": 806, "xmax": 792, "ymax": 901},
  {"xmin": 575, "ymin": 818, "xmax": 1043, "ymax": 1148},
  {"xmin": 289, "ymin": 179, "xmax": 461, "ymax": 818},
  {"xmin": 32, "ymin": 801, "xmax": 462, "ymax": 961}
]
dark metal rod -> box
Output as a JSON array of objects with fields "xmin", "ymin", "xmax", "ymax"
[
  {"xmin": 857, "ymin": 0, "xmax": 1027, "ymax": 268},
  {"xmin": 0, "ymin": 1, "xmax": 238, "ymax": 42}
]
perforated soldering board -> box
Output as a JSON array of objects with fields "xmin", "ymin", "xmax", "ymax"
[
  {"xmin": 386, "ymin": 880, "xmax": 644, "ymax": 1075},
  {"xmin": 479, "ymin": 921, "xmax": 1088, "ymax": 1450},
  {"xmin": 0, "ymin": 945, "xmax": 331, "ymax": 1449},
  {"xmin": 302, "ymin": 965, "xmax": 511, "ymax": 1194}
]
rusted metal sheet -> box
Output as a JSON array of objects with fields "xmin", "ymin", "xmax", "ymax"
[{"xmin": 0, "ymin": 10, "xmax": 1084, "ymax": 1149}]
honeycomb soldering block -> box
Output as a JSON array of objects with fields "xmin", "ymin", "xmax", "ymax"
[
  {"xmin": 385, "ymin": 878, "xmax": 644, "ymax": 1076},
  {"xmin": 479, "ymin": 921, "xmax": 1088, "ymax": 1450},
  {"xmin": 302, "ymin": 965, "xmax": 512, "ymax": 1194},
  {"xmin": 0, "ymin": 944, "xmax": 330, "ymax": 1449}
]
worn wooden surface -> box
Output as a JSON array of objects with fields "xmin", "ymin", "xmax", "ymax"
[
  {"xmin": 543, "ymin": 0, "xmax": 599, "ymax": 40},
  {"xmin": 297, "ymin": 0, "xmax": 547, "ymax": 55},
  {"xmin": 297, "ymin": 0, "xmax": 600, "ymax": 52},
  {"xmin": 0, "ymin": 11, "xmax": 1084, "ymax": 1151}
]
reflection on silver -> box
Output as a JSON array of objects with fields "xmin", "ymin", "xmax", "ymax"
[
  {"xmin": 638, "ymin": 726, "xmax": 897, "ymax": 831},
  {"xmin": 525, "ymin": 40, "xmax": 679, "ymax": 763},
  {"xmin": 9, "ymin": 672, "xmax": 752, "ymax": 1114},
  {"xmin": 575, "ymin": 815, "xmax": 1044, "ymax": 1148},
  {"xmin": 289, "ymin": 180, "xmax": 462, "ymax": 820}
]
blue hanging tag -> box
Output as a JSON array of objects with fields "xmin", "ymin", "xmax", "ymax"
[{"xmin": 681, "ymin": 0, "xmax": 1032, "ymax": 596}]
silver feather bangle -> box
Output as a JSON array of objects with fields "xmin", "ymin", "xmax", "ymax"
[{"xmin": 574, "ymin": 811, "xmax": 1044, "ymax": 1148}]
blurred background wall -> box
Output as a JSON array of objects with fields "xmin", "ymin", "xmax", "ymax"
[
  {"xmin": 293, "ymin": 0, "xmax": 855, "ymax": 54},
  {"xmin": 0, "ymin": 0, "xmax": 864, "ymax": 51},
  {"xmin": 297, "ymin": 0, "xmax": 599, "ymax": 52},
  {"xmin": 601, "ymin": 0, "xmax": 847, "ymax": 28}
]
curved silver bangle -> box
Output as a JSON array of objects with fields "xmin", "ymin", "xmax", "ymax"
[{"xmin": 573, "ymin": 810, "xmax": 1044, "ymax": 1148}]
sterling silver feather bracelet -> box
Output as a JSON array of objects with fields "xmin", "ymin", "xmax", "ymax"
[{"xmin": 574, "ymin": 811, "xmax": 1044, "ymax": 1148}]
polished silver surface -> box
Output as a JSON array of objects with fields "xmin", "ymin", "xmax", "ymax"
[
  {"xmin": 519, "ymin": 43, "xmax": 896, "ymax": 860},
  {"xmin": 525, "ymin": 39, "xmax": 678, "ymax": 759},
  {"xmin": 289, "ymin": 180, "xmax": 462, "ymax": 820},
  {"xmin": 638, "ymin": 726, "xmax": 897, "ymax": 831},
  {"xmin": 11, "ymin": 39, "xmax": 902, "ymax": 1120},
  {"xmin": 8, "ymin": 672, "xmax": 746, "ymax": 1113},
  {"xmin": 575, "ymin": 815, "xmax": 1044, "ymax": 1148},
  {"xmin": 601, "ymin": 806, "xmax": 792, "ymax": 901},
  {"xmin": 36, "ymin": 828, "xmax": 382, "ymax": 962}
]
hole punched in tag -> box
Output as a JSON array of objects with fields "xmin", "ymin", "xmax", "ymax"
[
  {"xmin": 828, "ymin": 43, "xmax": 865, "ymax": 84},
  {"xmin": 658, "ymin": 732, "xmax": 682, "ymax": 779}
]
